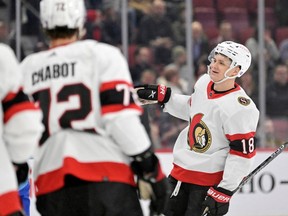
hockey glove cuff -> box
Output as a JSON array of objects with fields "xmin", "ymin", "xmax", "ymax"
[
  {"xmin": 202, "ymin": 186, "xmax": 233, "ymax": 216},
  {"xmin": 135, "ymin": 84, "xmax": 171, "ymax": 106}
]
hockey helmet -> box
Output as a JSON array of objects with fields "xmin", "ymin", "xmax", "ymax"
[
  {"xmin": 40, "ymin": 0, "xmax": 86, "ymax": 30},
  {"xmin": 208, "ymin": 41, "xmax": 252, "ymax": 77}
]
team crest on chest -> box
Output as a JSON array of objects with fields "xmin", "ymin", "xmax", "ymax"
[
  {"xmin": 238, "ymin": 96, "xmax": 250, "ymax": 106},
  {"xmin": 187, "ymin": 113, "xmax": 212, "ymax": 153}
]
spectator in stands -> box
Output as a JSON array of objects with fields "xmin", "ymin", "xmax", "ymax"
[
  {"xmin": 100, "ymin": 3, "xmax": 122, "ymax": 46},
  {"xmin": 10, "ymin": 0, "xmax": 41, "ymax": 56},
  {"xmin": 85, "ymin": 0, "xmax": 102, "ymax": 9},
  {"xmin": 140, "ymin": 68, "xmax": 157, "ymax": 85},
  {"xmin": 171, "ymin": 45, "xmax": 189, "ymax": 81},
  {"xmin": 137, "ymin": 0, "xmax": 174, "ymax": 66},
  {"xmin": 85, "ymin": 9, "xmax": 102, "ymax": 41},
  {"xmin": 171, "ymin": 3, "xmax": 186, "ymax": 46},
  {"xmin": 264, "ymin": 118, "xmax": 280, "ymax": 148},
  {"xmin": 138, "ymin": 69, "xmax": 161, "ymax": 148},
  {"xmin": 157, "ymin": 63, "xmax": 189, "ymax": 94},
  {"xmin": 191, "ymin": 21, "xmax": 209, "ymax": 73},
  {"xmin": 275, "ymin": 0, "xmax": 288, "ymax": 26},
  {"xmin": 128, "ymin": 0, "xmax": 153, "ymax": 29},
  {"xmin": 238, "ymin": 69, "xmax": 259, "ymax": 107},
  {"xmin": 279, "ymin": 39, "xmax": 288, "ymax": 65},
  {"xmin": 210, "ymin": 20, "xmax": 236, "ymax": 49},
  {"xmin": 156, "ymin": 64, "xmax": 188, "ymax": 148},
  {"xmin": 130, "ymin": 46, "xmax": 153, "ymax": 84},
  {"xmin": 0, "ymin": 20, "xmax": 8, "ymax": 44},
  {"xmin": 195, "ymin": 54, "xmax": 209, "ymax": 80},
  {"xmin": 245, "ymin": 26, "xmax": 280, "ymax": 80},
  {"xmin": 158, "ymin": 111, "xmax": 187, "ymax": 149},
  {"xmin": 0, "ymin": 20, "xmax": 26, "ymax": 60},
  {"xmin": 266, "ymin": 64, "xmax": 288, "ymax": 117}
]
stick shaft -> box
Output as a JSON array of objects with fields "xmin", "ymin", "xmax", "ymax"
[
  {"xmin": 234, "ymin": 142, "xmax": 288, "ymax": 193},
  {"xmin": 201, "ymin": 141, "xmax": 288, "ymax": 216}
]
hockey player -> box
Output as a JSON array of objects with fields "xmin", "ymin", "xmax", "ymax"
[
  {"xmin": 136, "ymin": 41, "xmax": 260, "ymax": 216},
  {"xmin": 0, "ymin": 43, "xmax": 43, "ymax": 216},
  {"xmin": 20, "ymin": 0, "xmax": 169, "ymax": 215}
]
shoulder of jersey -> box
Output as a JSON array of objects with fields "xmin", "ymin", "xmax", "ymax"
[
  {"xmin": 0, "ymin": 43, "xmax": 12, "ymax": 53},
  {"xmin": 234, "ymin": 88, "xmax": 255, "ymax": 107},
  {"xmin": 0, "ymin": 43, "xmax": 17, "ymax": 62},
  {"xmin": 195, "ymin": 74, "xmax": 210, "ymax": 88}
]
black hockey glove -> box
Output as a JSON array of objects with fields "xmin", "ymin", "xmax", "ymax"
[
  {"xmin": 201, "ymin": 186, "xmax": 233, "ymax": 216},
  {"xmin": 135, "ymin": 84, "xmax": 171, "ymax": 106},
  {"xmin": 130, "ymin": 149, "xmax": 170, "ymax": 215},
  {"xmin": 149, "ymin": 177, "xmax": 171, "ymax": 216},
  {"xmin": 13, "ymin": 162, "xmax": 29, "ymax": 185}
]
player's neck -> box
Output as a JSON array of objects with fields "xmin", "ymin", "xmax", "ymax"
[
  {"xmin": 50, "ymin": 35, "xmax": 78, "ymax": 49},
  {"xmin": 213, "ymin": 79, "xmax": 235, "ymax": 92}
]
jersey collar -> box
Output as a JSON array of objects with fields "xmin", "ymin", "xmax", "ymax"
[
  {"xmin": 49, "ymin": 41, "xmax": 74, "ymax": 50},
  {"xmin": 207, "ymin": 81, "xmax": 241, "ymax": 99}
]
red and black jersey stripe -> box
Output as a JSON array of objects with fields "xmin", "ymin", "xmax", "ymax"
[
  {"xmin": 100, "ymin": 80, "xmax": 142, "ymax": 115},
  {"xmin": 226, "ymin": 132, "xmax": 256, "ymax": 158},
  {"xmin": 2, "ymin": 88, "xmax": 38, "ymax": 123}
]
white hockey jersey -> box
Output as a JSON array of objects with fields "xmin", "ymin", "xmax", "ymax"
[
  {"xmin": 0, "ymin": 43, "xmax": 43, "ymax": 215},
  {"xmin": 20, "ymin": 40, "xmax": 155, "ymax": 196},
  {"xmin": 164, "ymin": 74, "xmax": 259, "ymax": 191}
]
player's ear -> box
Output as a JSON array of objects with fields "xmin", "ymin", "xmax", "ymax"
[{"xmin": 232, "ymin": 66, "xmax": 240, "ymax": 76}]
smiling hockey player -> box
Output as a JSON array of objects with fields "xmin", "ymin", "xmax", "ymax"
[{"xmin": 136, "ymin": 41, "xmax": 260, "ymax": 216}]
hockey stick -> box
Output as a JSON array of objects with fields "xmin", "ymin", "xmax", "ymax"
[
  {"xmin": 201, "ymin": 141, "xmax": 288, "ymax": 216},
  {"xmin": 138, "ymin": 98, "xmax": 158, "ymax": 106}
]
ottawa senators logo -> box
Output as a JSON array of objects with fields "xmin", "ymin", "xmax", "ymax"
[
  {"xmin": 238, "ymin": 96, "xmax": 250, "ymax": 106},
  {"xmin": 187, "ymin": 113, "xmax": 212, "ymax": 153}
]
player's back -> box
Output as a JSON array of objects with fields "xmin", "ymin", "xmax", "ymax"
[
  {"xmin": 21, "ymin": 40, "xmax": 144, "ymax": 195},
  {"xmin": 21, "ymin": 39, "xmax": 131, "ymax": 142}
]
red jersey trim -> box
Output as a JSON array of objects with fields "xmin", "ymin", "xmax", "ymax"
[
  {"xmin": 230, "ymin": 149, "xmax": 256, "ymax": 158},
  {"xmin": 156, "ymin": 163, "xmax": 166, "ymax": 181},
  {"xmin": 101, "ymin": 103, "xmax": 142, "ymax": 115},
  {"xmin": 4, "ymin": 102, "xmax": 39, "ymax": 123},
  {"xmin": 207, "ymin": 81, "xmax": 241, "ymax": 99},
  {"xmin": 2, "ymin": 90, "xmax": 19, "ymax": 102},
  {"xmin": 226, "ymin": 132, "xmax": 256, "ymax": 141},
  {"xmin": 0, "ymin": 191, "xmax": 22, "ymax": 215},
  {"xmin": 35, "ymin": 157, "xmax": 136, "ymax": 196},
  {"xmin": 100, "ymin": 80, "xmax": 133, "ymax": 92},
  {"xmin": 170, "ymin": 163, "xmax": 223, "ymax": 186}
]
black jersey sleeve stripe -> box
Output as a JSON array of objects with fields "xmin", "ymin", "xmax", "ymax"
[{"xmin": 100, "ymin": 80, "xmax": 142, "ymax": 115}]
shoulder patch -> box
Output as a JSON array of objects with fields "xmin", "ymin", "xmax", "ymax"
[{"xmin": 238, "ymin": 96, "xmax": 251, "ymax": 106}]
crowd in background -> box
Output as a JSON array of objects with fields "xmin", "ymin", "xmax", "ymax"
[{"xmin": 0, "ymin": 0, "xmax": 288, "ymax": 149}]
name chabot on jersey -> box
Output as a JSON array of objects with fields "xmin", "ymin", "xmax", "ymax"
[{"xmin": 32, "ymin": 62, "xmax": 76, "ymax": 85}]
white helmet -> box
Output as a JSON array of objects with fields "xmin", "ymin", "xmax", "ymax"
[
  {"xmin": 209, "ymin": 41, "xmax": 252, "ymax": 77},
  {"xmin": 40, "ymin": 0, "xmax": 86, "ymax": 30}
]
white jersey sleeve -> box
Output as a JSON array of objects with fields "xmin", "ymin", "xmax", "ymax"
[
  {"xmin": 0, "ymin": 43, "xmax": 21, "ymax": 100},
  {"xmin": 218, "ymin": 102, "xmax": 259, "ymax": 191},
  {"xmin": 95, "ymin": 43, "xmax": 151, "ymax": 155},
  {"xmin": 163, "ymin": 93, "xmax": 191, "ymax": 121},
  {"xmin": 0, "ymin": 43, "xmax": 43, "ymax": 163},
  {"xmin": 0, "ymin": 43, "xmax": 43, "ymax": 215}
]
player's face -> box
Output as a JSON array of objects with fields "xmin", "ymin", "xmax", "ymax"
[{"xmin": 209, "ymin": 54, "xmax": 231, "ymax": 82}]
